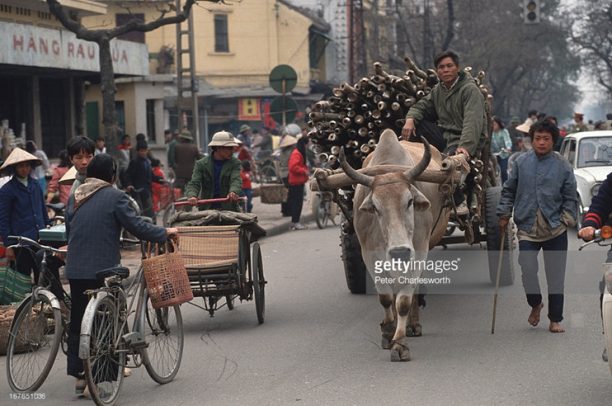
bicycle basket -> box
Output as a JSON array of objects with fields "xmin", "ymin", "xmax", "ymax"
[{"xmin": 143, "ymin": 242, "xmax": 193, "ymax": 309}]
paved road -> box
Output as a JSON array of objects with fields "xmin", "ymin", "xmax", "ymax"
[{"xmin": 2, "ymin": 225, "xmax": 612, "ymax": 405}]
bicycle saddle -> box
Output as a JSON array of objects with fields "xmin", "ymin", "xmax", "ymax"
[{"xmin": 96, "ymin": 266, "xmax": 130, "ymax": 282}]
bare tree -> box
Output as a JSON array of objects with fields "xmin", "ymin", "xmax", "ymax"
[
  {"xmin": 569, "ymin": 1, "xmax": 612, "ymax": 96},
  {"xmin": 392, "ymin": 0, "xmax": 579, "ymax": 119},
  {"xmin": 46, "ymin": 0, "xmax": 224, "ymax": 150}
]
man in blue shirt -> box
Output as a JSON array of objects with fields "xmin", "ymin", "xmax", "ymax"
[{"xmin": 497, "ymin": 120, "xmax": 577, "ymax": 333}]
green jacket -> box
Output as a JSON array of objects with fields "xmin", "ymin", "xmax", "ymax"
[
  {"xmin": 184, "ymin": 156, "xmax": 242, "ymax": 211},
  {"xmin": 406, "ymin": 71, "xmax": 486, "ymax": 156}
]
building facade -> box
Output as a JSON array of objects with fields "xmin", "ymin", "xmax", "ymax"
[
  {"xmin": 83, "ymin": 0, "xmax": 329, "ymax": 150},
  {"xmin": 0, "ymin": 0, "xmax": 148, "ymax": 158}
]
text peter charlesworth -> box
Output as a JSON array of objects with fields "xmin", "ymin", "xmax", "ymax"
[{"xmin": 373, "ymin": 258, "xmax": 460, "ymax": 285}]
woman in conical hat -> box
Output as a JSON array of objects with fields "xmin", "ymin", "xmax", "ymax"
[{"xmin": 0, "ymin": 147, "xmax": 49, "ymax": 277}]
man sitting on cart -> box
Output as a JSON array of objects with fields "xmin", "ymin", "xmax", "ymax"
[{"xmin": 186, "ymin": 131, "xmax": 243, "ymax": 211}]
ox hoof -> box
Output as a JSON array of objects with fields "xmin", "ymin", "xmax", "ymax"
[
  {"xmin": 406, "ymin": 323, "xmax": 422, "ymax": 337},
  {"xmin": 381, "ymin": 337, "xmax": 391, "ymax": 349},
  {"xmin": 389, "ymin": 337, "xmax": 411, "ymax": 362}
]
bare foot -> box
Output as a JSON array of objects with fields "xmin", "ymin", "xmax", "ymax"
[
  {"xmin": 528, "ymin": 303, "xmax": 544, "ymax": 326},
  {"xmin": 549, "ymin": 322, "xmax": 565, "ymax": 333}
]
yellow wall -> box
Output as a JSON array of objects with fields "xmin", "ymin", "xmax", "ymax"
[{"xmin": 84, "ymin": 0, "xmax": 314, "ymax": 89}]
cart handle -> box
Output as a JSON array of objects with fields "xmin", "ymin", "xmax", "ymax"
[{"xmin": 174, "ymin": 196, "xmax": 247, "ymax": 207}]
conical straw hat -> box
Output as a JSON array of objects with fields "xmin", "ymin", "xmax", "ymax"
[
  {"xmin": 0, "ymin": 147, "xmax": 41, "ymax": 171},
  {"xmin": 279, "ymin": 135, "xmax": 297, "ymax": 148},
  {"xmin": 58, "ymin": 165, "xmax": 78, "ymax": 185}
]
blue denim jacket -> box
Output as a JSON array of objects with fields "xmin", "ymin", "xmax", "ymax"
[{"xmin": 497, "ymin": 150, "xmax": 577, "ymax": 232}]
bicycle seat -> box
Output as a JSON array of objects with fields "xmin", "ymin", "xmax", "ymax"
[{"xmin": 96, "ymin": 266, "xmax": 130, "ymax": 282}]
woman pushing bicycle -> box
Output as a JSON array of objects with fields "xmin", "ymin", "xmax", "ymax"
[{"xmin": 64, "ymin": 153, "xmax": 178, "ymax": 396}]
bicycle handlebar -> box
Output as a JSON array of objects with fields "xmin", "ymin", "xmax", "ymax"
[
  {"xmin": 7, "ymin": 235, "xmax": 64, "ymax": 253},
  {"xmin": 174, "ymin": 196, "xmax": 247, "ymax": 208}
]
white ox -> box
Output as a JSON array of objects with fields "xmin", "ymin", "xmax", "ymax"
[{"xmin": 340, "ymin": 129, "xmax": 450, "ymax": 362}]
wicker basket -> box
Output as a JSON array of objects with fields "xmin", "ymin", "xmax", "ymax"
[
  {"xmin": 143, "ymin": 243, "xmax": 193, "ymax": 309},
  {"xmin": 259, "ymin": 184, "xmax": 288, "ymax": 204}
]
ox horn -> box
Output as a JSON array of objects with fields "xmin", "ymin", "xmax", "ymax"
[
  {"xmin": 339, "ymin": 148, "xmax": 374, "ymax": 187},
  {"xmin": 403, "ymin": 136, "xmax": 431, "ymax": 181}
]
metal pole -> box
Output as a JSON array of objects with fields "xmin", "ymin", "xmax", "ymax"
[
  {"xmin": 491, "ymin": 232, "xmax": 506, "ymax": 334},
  {"xmin": 188, "ymin": 11, "xmax": 200, "ymax": 150}
]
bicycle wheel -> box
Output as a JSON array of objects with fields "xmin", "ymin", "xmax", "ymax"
[
  {"xmin": 6, "ymin": 294, "xmax": 62, "ymax": 392},
  {"xmin": 141, "ymin": 290, "xmax": 184, "ymax": 384},
  {"xmin": 162, "ymin": 203, "xmax": 176, "ymax": 227},
  {"xmin": 83, "ymin": 295, "xmax": 125, "ymax": 406}
]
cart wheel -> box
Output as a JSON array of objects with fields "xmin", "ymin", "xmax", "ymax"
[
  {"xmin": 226, "ymin": 295, "xmax": 234, "ymax": 310},
  {"xmin": 252, "ymin": 243, "xmax": 265, "ymax": 324}
]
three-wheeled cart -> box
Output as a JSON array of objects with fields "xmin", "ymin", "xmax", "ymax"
[{"xmin": 172, "ymin": 198, "xmax": 267, "ymax": 323}]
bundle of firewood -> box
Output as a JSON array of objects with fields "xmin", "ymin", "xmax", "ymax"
[{"xmin": 308, "ymin": 57, "xmax": 489, "ymax": 169}]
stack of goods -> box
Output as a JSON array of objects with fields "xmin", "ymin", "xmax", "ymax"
[{"xmin": 307, "ymin": 57, "xmax": 489, "ymax": 169}]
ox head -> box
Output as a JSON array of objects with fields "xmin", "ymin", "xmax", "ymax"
[{"xmin": 340, "ymin": 137, "xmax": 432, "ymax": 262}]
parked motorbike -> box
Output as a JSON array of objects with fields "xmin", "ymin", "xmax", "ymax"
[{"xmin": 579, "ymin": 225, "xmax": 612, "ymax": 374}]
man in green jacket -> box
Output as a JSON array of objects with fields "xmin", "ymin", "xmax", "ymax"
[
  {"xmin": 401, "ymin": 50, "xmax": 486, "ymax": 159},
  {"xmin": 186, "ymin": 131, "xmax": 242, "ymax": 211},
  {"xmin": 401, "ymin": 50, "xmax": 487, "ymax": 216}
]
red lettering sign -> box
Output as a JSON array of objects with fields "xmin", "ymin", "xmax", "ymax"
[
  {"xmin": 39, "ymin": 38, "xmax": 48, "ymax": 54},
  {"xmin": 77, "ymin": 44, "xmax": 84, "ymax": 59},
  {"xmin": 27, "ymin": 37, "xmax": 36, "ymax": 52},
  {"xmin": 13, "ymin": 35, "xmax": 23, "ymax": 51},
  {"xmin": 87, "ymin": 45, "xmax": 95, "ymax": 59},
  {"xmin": 67, "ymin": 42, "xmax": 74, "ymax": 57},
  {"xmin": 52, "ymin": 40, "xmax": 60, "ymax": 55}
]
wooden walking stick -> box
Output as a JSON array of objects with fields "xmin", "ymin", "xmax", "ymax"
[{"xmin": 491, "ymin": 231, "xmax": 506, "ymax": 334}]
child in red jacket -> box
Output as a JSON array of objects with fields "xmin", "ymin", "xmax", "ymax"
[
  {"xmin": 151, "ymin": 158, "xmax": 165, "ymax": 214},
  {"xmin": 240, "ymin": 160, "xmax": 253, "ymax": 213}
]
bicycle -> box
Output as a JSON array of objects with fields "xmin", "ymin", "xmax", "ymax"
[
  {"xmin": 253, "ymin": 157, "xmax": 277, "ymax": 184},
  {"xmin": 80, "ymin": 241, "xmax": 184, "ymax": 406},
  {"xmin": 312, "ymin": 191, "xmax": 339, "ymax": 229},
  {"xmin": 6, "ymin": 236, "xmax": 71, "ymax": 393}
]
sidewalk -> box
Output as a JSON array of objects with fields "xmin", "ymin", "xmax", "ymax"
[{"xmin": 119, "ymin": 185, "xmax": 315, "ymax": 272}]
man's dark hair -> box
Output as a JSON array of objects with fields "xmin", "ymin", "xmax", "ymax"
[
  {"xmin": 150, "ymin": 158, "xmax": 161, "ymax": 167},
  {"xmin": 25, "ymin": 140, "xmax": 37, "ymax": 153},
  {"xmin": 434, "ymin": 50, "xmax": 459, "ymax": 68},
  {"xmin": 136, "ymin": 141, "xmax": 148, "ymax": 151},
  {"xmin": 67, "ymin": 136, "xmax": 95, "ymax": 158},
  {"xmin": 96, "ymin": 136, "xmax": 105, "ymax": 142},
  {"xmin": 164, "ymin": 129, "xmax": 172, "ymax": 135},
  {"xmin": 537, "ymin": 113, "xmax": 546, "ymax": 121},
  {"xmin": 136, "ymin": 133, "xmax": 146, "ymax": 143},
  {"xmin": 87, "ymin": 153, "xmax": 116, "ymax": 183},
  {"xmin": 528, "ymin": 110, "xmax": 538, "ymax": 117},
  {"xmin": 529, "ymin": 119, "xmax": 560, "ymax": 143}
]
